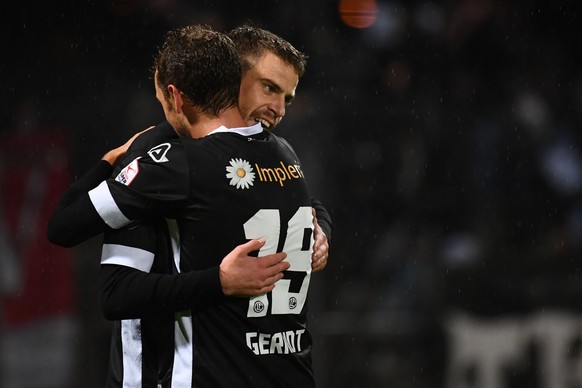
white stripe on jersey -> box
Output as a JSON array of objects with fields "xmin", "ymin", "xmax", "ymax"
[
  {"xmin": 172, "ymin": 313, "xmax": 193, "ymax": 388},
  {"xmin": 163, "ymin": 218, "xmax": 194, "ymax": 387},
  {"xmin": 121, "ymin": 319, "xmax": 143, "ymax": 388},
  {"xmin": 165, "ymin": 219, "xmax": 181, "ymax": 274},
  {"xmin": 101, "ymin": 243, "xmax": 155, "ymax": 272},
  {"xmin": 88, "ymin": 180, "xmax": 132, "ymax": 229}
]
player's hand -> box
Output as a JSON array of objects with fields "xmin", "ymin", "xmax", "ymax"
[
  {"xmin": 311, "ymin": 208, "xmax": 329, "ymax": 272},
  {"xmin": 102, "ymin": 125, "xmax": 155, "ymax": 166},
  {"xmin": 219, "ymin": 238, "xmax": 289, "ymax": 297}
]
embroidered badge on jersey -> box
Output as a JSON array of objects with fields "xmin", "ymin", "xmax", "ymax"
[
  {"xmin": 115, "ymin": 157, "xmax": 140, "ymax": 186},
  {"xmin": 148, "ymin": 143, "xmax": 171, "ymax": 163},
  {"xmin": 225, "ymin": 158, "xmax": 255, "ymax": 189}
]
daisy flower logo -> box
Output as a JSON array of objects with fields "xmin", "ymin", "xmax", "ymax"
[{"xmin": 225, "ymin": 158, "xmax": 255, "ymax": 189}]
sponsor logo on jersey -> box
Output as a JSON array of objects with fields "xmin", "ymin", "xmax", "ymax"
[
  {"xmin": 246, "ymin": 329, "xmax": 306, "ymax": 355},
  {"xmin": 225, "ymin": 158, "xmax": 256, "ymax": 189},
  {"xmin": 254, "ymin": 161, "xmax": 305, "ymax": 187},
  {"xmin": 148, "ymin": 143, "xmax": 171, "ymax": 163},
  {"xmin": 115, "ymin": 157, "xmax": 140, "ymax": 186}
]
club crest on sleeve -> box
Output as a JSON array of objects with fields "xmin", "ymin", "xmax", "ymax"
[
  {"xmin": 225, "ymin": 158, "xmax": 255, "ymax": 189},
  {"xmin": 148, "ymin": 143, "xmax": 171, "ymax": 163},
  {"xmin": 115, "ymin": 157, "xmax": 140, "ymax": 186}
]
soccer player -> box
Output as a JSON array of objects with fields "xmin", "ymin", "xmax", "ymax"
[{"xmin": 48, "ymin": 25, "xmax": 327, "ymax": 387}]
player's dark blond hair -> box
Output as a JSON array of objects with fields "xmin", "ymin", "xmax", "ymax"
[
  {"xmin": 154, "ymin": 25, "xmax": 240, "ymax": 116},
  {"xmin": 228, "ymin": 25, "xmax": 308, "ymax": 78}
]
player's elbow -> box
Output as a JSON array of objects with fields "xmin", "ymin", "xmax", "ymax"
[
  {"xmin": 101, "ymin": 306, "xmax": 122, "ymax": 321},
  {"xmin": 100, "ymin": 292, "xmax": 123, "ymax": 321},
  {"xmin": 46, "ymin": 218, "xmax": 77, "ymax": 248}
]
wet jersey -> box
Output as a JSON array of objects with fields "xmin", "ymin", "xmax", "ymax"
[{"xmin": 89, "ymin": 124, "xmax": 316, "ymax": 387}]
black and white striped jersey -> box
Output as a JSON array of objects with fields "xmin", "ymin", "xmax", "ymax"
[{"xmin": 90, "ymin": 124, "xmax": 316, "ymax": 387}]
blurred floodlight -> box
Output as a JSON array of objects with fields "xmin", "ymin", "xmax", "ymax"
[{"xmin": 339, "ymin": 0, "xmax": 379, "ymax": 29}]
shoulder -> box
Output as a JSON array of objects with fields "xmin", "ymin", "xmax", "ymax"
[
  {"xmin": 113, "ymin": 137, "xmax": 188, "ymax": 195},
  {"xmin": 267, "ymin": 132, "xmax": 291, "ymax": 148},
  {"xmin": 270, "ymin": 133, "xmax": 300, "ymax": 160},
  {"xmin": 129, "ymin": 121, "xmax": 178, "ymax": 151},
  {"xmin": 113, "ymin": 122, "xmax": 178, "ymax": 176}
]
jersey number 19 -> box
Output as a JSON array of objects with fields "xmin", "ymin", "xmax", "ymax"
[{"xmin": 244, "ymin": 207, "xmax": 313, "ymax": 318}]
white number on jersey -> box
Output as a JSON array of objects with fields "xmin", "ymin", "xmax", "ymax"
[{"xmin": 243, "ymin": 207, "xmax": 313, "ymax": 317}]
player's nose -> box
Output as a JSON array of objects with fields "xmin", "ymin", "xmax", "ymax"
[{"xmin": 270, "ymin": 96, "xmax": 286, "ymax": 120}]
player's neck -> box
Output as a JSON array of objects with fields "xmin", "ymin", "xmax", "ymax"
[{"xmin": 188, "ymin": 107, "xmax": 247, "ymax": 138}]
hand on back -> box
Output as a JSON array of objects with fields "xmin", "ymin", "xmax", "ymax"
[{"xmin": 219, "ymin": 238, "xmax": 289, "ymax": 296}]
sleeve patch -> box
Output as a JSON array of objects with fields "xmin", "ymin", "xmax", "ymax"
[{"xmin": 115, "ymin": 157, "xmax": 140, "ymax": 186}]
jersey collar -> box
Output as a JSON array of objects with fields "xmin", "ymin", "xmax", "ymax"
[{"xmin": 207, "ymin": 123, "xmax": 263, "ymax": 137}]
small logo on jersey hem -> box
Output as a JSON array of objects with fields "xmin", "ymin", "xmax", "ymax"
[
  {"xmin": 115, "ymin": 157, "xmax": 140, "ymax": 186},
  {"xmin": 252, "ymin": 300, "xmax": 265, "ymax": 314},
  {"xmin": 225, "ymin": 158, "xmax": 255, "ymax": 189}
]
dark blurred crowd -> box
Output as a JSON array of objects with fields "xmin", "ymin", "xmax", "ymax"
[{"xmin": 1, "ymin": 0, "xmax": 580, "ymax": 387}]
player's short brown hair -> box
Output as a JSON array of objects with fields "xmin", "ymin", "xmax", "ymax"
[
  {"xmin": 154, "ymin": 25, "xmax": 240, "ymax": 116},
  {"xmin": 228, "ymin": 24, "xmax": 308, "ymax": 78}
]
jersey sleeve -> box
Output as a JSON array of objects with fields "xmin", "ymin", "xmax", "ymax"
[
  {"xmin": 47, "ymin": 160, "xmax": 114, "ymax": 247},
  {"xmin": 47, "ymin": 139, "xmax": 189, "ymax": 247},
  {"xmin": 100, "ymin": 264, "xmax": 224, "ymax": 320},
  {"xmin": 94, "ymin": 140, "xmax": 190, "ymax": 223},
  {"xmin": 110, "ymin": 121, "xmax": 176, "ymax": 178},
  {"xmin": 100, "ymin": 220, "xmax": 161, "ymax": 273},
  {"xmin": 98, "ymin": 184, "xmax": 224, "ymax": 320},
  {"xmin": 311, "ymin": 198, "xmax": 333, "ymax": 243}
]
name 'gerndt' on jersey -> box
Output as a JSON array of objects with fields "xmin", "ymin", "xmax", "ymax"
[{"xmin": 105, "ymin": 125, "xmax": 316, "ymax": 388}]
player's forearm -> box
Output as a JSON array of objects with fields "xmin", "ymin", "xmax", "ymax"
[
  {"xmin": 100, "ymin": 264, "xmax": 224, "ymax": 320},
  {"xmin": 47, "ymin": 161, "xmax": 113, "ymax": 247}
]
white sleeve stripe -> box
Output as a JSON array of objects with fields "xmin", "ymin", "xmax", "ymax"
[
  {"xmin": 101, "ymin": 244, "xmax": 155, "ymax": 272},
  {"xmin": 88, "ymin": 181, "xmax": 132, "ymax": 229}
]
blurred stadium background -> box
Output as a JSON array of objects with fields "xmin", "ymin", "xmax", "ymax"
[{"xmin": 1, "ymin": 0, "xmax": 581, "ymax": 387}]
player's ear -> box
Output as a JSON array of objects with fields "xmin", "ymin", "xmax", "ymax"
[{"xmin": 168, "ymin": 84, "xmax": 184, "ymax": 114}]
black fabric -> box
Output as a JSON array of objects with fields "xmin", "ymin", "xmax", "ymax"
[
  {"xmin": 102, "ymin": 130, "xmax": 316, "ymax": 387},
  {"xmin": 100, "ymin": 264, "xmax": 223, "ymax": 320},
  {"xmin": 46, "ymin": 160, "xmax": 112, "ymax": 247},
  {"xmin": 48, "ymin": 122, "xmax": 330, "ymax": 387}
]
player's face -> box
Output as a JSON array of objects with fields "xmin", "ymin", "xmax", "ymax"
[{"xmin": 238, "ymin": 51, "xmax": 299, "ymax": 131}]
